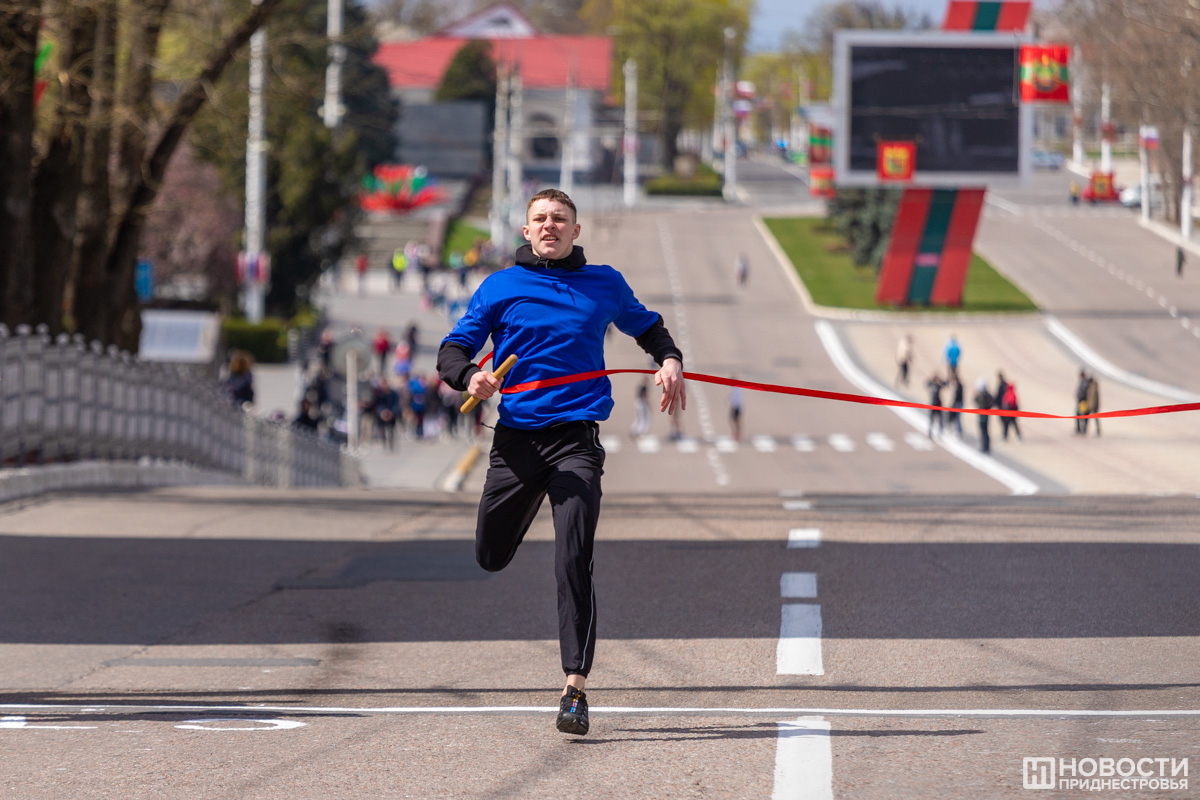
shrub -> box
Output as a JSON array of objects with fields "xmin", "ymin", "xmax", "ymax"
[{"xmin": 223, "ymin": 317, "xmax": 289, "ymax": 363}]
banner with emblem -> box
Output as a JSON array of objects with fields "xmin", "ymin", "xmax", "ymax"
[
  {"xmin": 876, "ymin": 141, "xmax": 916, "ymax": 182},
  {"xmin": 1019, "ymin": 44, "xmax": 1070, "ymax": 104}
]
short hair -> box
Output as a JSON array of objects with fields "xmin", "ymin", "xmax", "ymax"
[{"xmin": 526, "ymin": 188, "xmax": 577, "ymax": 220}]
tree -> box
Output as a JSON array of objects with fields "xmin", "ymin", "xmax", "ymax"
[
  {"xmin": 803, "ymin": 0, "xmax": 931, "ymax": 53},
  {"xmin": 187, "ymin": 0, "xmax": 398, "ymax": 318},
  {"xmin": 1057, "ymin": 0, "xmax": 1200, "ymax": 223},
  {"xmin": 435, "ymin": 40, "xmax": 497, "ymax": 104},
  {"xmin": 582, "ymin": 0, "xmax": 753, "ymax": 169},
  {"xmin": 0, "ymin": 0, "xmax": 286, "ymax": 350}
]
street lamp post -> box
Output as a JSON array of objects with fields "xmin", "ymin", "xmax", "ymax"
[
  {"xmin": 243, "ymin": 0, "xmax": 267, "ymax": 324},
  {"xmin": 722, "ymin": 26, "xmax": 738, "ymax": 203},
  {"xmin": 323, "ymin": 0, "xmax": 345, "ymax": 130},
  {"xmin": 623, "ymin": 58, "xmax": 638, "ymax": 207}
]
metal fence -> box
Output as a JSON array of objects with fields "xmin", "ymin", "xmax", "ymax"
[{"xmin": 0, "ymin": 324, "xmax": 360, "ymax": 488}]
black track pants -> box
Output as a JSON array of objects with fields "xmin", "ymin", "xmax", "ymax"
[{"xmin": 475, "ymin": 421, "xmax": 604, "ymax": 677}]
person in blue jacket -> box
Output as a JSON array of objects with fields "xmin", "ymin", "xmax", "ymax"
[{"xmin": 436, "ymin": 189, "xmax": 686, "ymax": 736}]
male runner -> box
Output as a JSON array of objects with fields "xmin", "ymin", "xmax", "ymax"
[{"xmin": 436, "ymin": 189, "xmax": 686, "ymax": 736}]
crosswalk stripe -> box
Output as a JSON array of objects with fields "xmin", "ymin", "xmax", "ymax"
[
  {"xmin": 865, "ymin": 432, "xmax": 894, "ymax": 452},
  {"xmin": 792, "ymin": 436, "xmax": 815, "ymax": 453},
  {"xmin": 635, "ymin": 436, "xmax": 660, "ymax": 454},
  {"xmin": 904, "ymin": 432, "xmax": 935, "ymax": 451},
  {"xmin": 752, "ymin": 435, "xmax": 777, "ymax": 453},
  {"xmin": 828, "ymin": 433, "xmax": 855, "ymax": 452}
]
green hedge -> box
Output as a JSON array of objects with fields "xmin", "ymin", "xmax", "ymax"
[
  {"xmin": 223, "ymin": 317, "xmax": 289, "ymax": 363},
  {"xmin": 644, "ymin": 175, "xmax": 724, "ymax": 196}
]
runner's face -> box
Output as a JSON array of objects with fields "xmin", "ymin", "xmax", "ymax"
[{"xmin": 523, "ymin": 199, "xmax": 580, "ymax": 261}]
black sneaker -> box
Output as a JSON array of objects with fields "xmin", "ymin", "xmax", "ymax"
[{"xmin": 556, "ymin": 686, "xmax": 589, "ymax": 735}]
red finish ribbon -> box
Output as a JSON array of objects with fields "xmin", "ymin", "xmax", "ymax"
[{"xmin": 477, "ymin": 353, "xmax": 1199, "ymax": 421}]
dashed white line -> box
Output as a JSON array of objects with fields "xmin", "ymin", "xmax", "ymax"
[
  {"xmin": 753, "ymin": 435, "xmax": 778, "ymax": 453},
  {"xmin": 773, "ymin": 718, "xmax": 834, "ymax": 800},
  {"xmin": 866, "ymin": 432, "xmax": 894, "ymax": 452},
  {"xmin": 787, "ymin": 527, "xmax": 821, "ymax": 547},
  {"xmin": 827, "ymin": 433, "xmax": 855, "ymax": 452},
  {"xmin": 792, "ymin": 435, "xmax": 815, "ymax": 453},
  {"xmin": 777, "ymin": 604, "xmax": 824, "ymax": 675},
  {"xmin": 780, "ymin": 572, "xmax": 818, "ymax": 599}
]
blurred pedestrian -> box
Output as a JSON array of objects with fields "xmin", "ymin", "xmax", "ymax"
[
  {"xmin": 630, "ymin": 377, "xmax": 651, "ymax": 438},
  {"xmin": 926, "ymin": 372, "xmax": 945, "ymax": 438},
  {"xmin": 735, "ymin": 252, "xmax": 749, "ymax": 288},
  {"xmin": 372, "ymin": 327, "xmax": 392, "ymax": 374},
  {"xmin": 223, "ymin": 350, "xmax": 255, "ymax": 407},
  {"xmin": 376, "ymin": 378, "xmax": 401, "ymax": 452},
  {"xmin": 947, "ymin": 372, "xmax": 963, "ymax": 437},
  {"xmin": 391, "ymin": 247, "xmax": 407, "ymax": 291},
  {"xmin": 1085, "ymin": 373, "xmax": 1101, "ymax": 436},
  {"xmin": 729, "ymin": 384, "xmax": 744, "ymax": 442},
  {"xmin": 356, "ymin": 252, "xmax": 368, "ymax": 295},
  {"xmin": 1069, "ymin": 181, "xmax": 1080, "ymax": 205},
  {"xmin": 1074, "ymin": 369, "xmax": 1090, "ymax": 434},
  {"xmin": 944, "ymin": 334, "xmax": 961, "ymax": 373},
  {"xmin": 895, "ymin": 333, "xmax": 913, "ymax": 388},
  {"xmin": 999, "ymin": 375, "xmax": 1022, "ymax": 442},
  {"xmin": 1177, "ymin": 245, "xmax": 1186, "ymax": 278},
  {"xmin": 974, "ymin": 377, "xmax": 993, "ymax": 454}
]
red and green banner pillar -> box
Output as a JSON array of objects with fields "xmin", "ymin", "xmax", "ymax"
[{"xmin": 876, "ymin": 188, "xmax": 986, "ymax": 307}]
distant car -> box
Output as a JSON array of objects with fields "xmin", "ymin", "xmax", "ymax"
[
  {"xmin": 1031, "ymin": 149, "xmax": 1065, "ymax": 170},
  {"xmin": 1081, "ymin": 181, "xmax": 1121, "ymax": 203},
  {"xmin": 1119, "ymin": 182, "xmax": 1165, "ymax": 210}
]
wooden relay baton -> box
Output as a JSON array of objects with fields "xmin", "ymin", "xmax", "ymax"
[{"xmin": 460, "ymin": 354, "xmax": 519, "ymax": 414}]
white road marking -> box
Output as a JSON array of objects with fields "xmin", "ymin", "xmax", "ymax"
[
  {"xmin": 904, "ymin": 432, "xmax": 934, "ymax": 451},
  {"xmin": 714, "ymin": 436, "xmax": 739, "ymax": 453},
  {"xmin": 778, "ymin": 489, "xmax": 805, "ymax": 498},
  {"xmin": 635, "ymin": 435, "xmax": 660, "ymax": 454},
  {"xmin": 0, "ymin": 715, "xmax": 96, "ymax": 730},
  {"xmin": 865, "ymin": 432, "xmax": 894, "ymax": 452},
  {"xmin": 787, "ymin": 527, "xmax": 821, "ymax": 547},
  {"xmin": 753, "ymin": 435, "xmax": 778, "ymax": 453},
  {"xmin": 776, "ymin": 604, "xmax": 824, "ymax": 675},
  {"xmin": 815, "ymin": 320, "xmax": 1040, "ymax": 495},
  {"xmin": 792, "ymin": 435, "xmax": 815, "ymax": 453},
  {"xmin": 175, "ymin": 718, "xmax": 306, "ymax": 731},
  {"xmin": 783, "ymin": 500, "xmax": 813, "ymax": 512},
  {"xmin": 773, "ymin": 718, "xmax": 834, "ymax": 800},
  {"xmin": 827, "ymin": 433, "xmax": 855, "ymax": 452},
  {"xmin": 6, "ymin": 703, "xmax": 1200, "ymax": 719},
  {"xmin": 599, "ymin": 435, "xmax": 622, "ymax": 452},
  {"xmin": 780, "ymin": 572, "xmax": 818, "ymax": 599},
  {"xmin": 675, "ymin": 437, "xmax": 700, "ymax": 453}
]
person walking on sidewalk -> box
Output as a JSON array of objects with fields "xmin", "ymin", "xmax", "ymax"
[
  {"xmin": 947, "ymin": 371, "xmax": 964, "ymax": 438},
  {"xmin": 895, "ymin": 333, "xmax": 913, "ymax": 388},
  {"xmin": 1177, "ymin": 245, "xmax": 1186, "ymax": 278},
  {"xmin": 926, "ymin": 372, "xmax": 945, "ymax": 439},
  {"xmin": 436, "ymin": 189, "xmax": 686, "ymax": 737},
  {"xmin": 1084, "ymin": 373, "xmax": 1101, "ymax": 436},
  {"xmin": 1075, "ymin": 369, "xmax": 1090, "ymax": 434},
  {"xmin": 974, "ymin": 377, "xmax": 994, "ymax": 454}
]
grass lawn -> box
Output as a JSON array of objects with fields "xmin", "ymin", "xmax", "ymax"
[
  {"xmin": 443, "ymin": 218, "xmax": 489, "ymax": 260},
  {"xmin": 762, "ymin": 217, "xmax": 1038, "ymax": 313}
]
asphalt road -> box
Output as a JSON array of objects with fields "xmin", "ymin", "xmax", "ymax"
[{"xmin": 3, "ymin": 160, "xmax": 1199, "ymax": 799}]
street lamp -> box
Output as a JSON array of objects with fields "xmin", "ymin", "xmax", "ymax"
[
  {"xmin": 722, "ymin": 26, "xmax": 738, "ymax": 203},
  {"xmin": 242, "ymin": 0, "xmax": 268, "ymax": 324}
]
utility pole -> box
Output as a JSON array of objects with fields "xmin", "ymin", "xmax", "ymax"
[
  {"xmin": 1100, "ymin": 81, "xmax": 1112, "ymax": 174},
  {"xmin": 560, "ymin": 61, "xmax": 576, "ymax": 196},
  {"xmin": 1071, "ymin": 45, "xmax": 1083, "ymax": 167},
  {"xmin": 722, "ymin": 26, "xmax": 738, "ymax": 203},
  {"xmin": 243, "ymin": 0, "xmax": 267, "ymax": 324},
  {"xmin": 507, "ymin": 67, "xmax": 524, "ymax": 233},
  {"xmin": 490, "ymin": 68, "xmax": 510, "ymax": 249},
  {"xmin": 623, "ymin": 58, "xmax": 638, "ymax": 208},
  {"xmin": 1183, "ymin": 124, "xmax": 1193, "ymax": 240},
  {"xmin": 322, "ymin": 0, "xmax": 345, "ymax": 130}
]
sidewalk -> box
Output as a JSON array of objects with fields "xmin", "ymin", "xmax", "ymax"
[{"xmin": 836, "ymin": 317, "xmax": 1200, "ymax": 495}]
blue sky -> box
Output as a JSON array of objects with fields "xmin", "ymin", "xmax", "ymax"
[{"xmin": 747, "ymin": 0, "xmax": 1044, "ymax": 52}]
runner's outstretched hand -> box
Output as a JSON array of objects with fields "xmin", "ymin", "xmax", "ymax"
[{"xmin": 656, "ymin": 357, "xmax": 686, "ymax": 415}]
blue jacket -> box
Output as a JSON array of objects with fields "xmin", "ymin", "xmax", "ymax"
[{"xmin": 439, "ymin": 245, "xmax": 669, "ymax": 429}]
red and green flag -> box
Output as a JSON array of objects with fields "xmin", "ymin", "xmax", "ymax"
[
  {"xmin": 1019, "ymin": 45, "xmax": 1070, "ymax": 104},
  {"xmin": 809, "ymin": 126, "xmax": 832, "ymax": 166},
  {"xmin": 943, "ymin": 1, "xmax": 1030, "ymax": 32}
]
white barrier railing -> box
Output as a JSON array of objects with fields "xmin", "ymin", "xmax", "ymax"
[{"xmin": 0, "ymin": 323, "xmax": 361, "ymax": 488}]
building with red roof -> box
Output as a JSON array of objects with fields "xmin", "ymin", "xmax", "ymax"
[{"xmin": 373, "ymin": 4, "xmax": 618, "ymax": 182}]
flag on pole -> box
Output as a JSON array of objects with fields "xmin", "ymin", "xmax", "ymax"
[
  {"xmin": 809, "ymin": 126, "xmax": 832, "ymax": 166},
  {"xmin": 1019, "ymin": 45, "xmax": 1071, "ymax": 104},
  {"xmin": 877, "ymin": 141, "xmax": 916, "ymax": 182}
]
